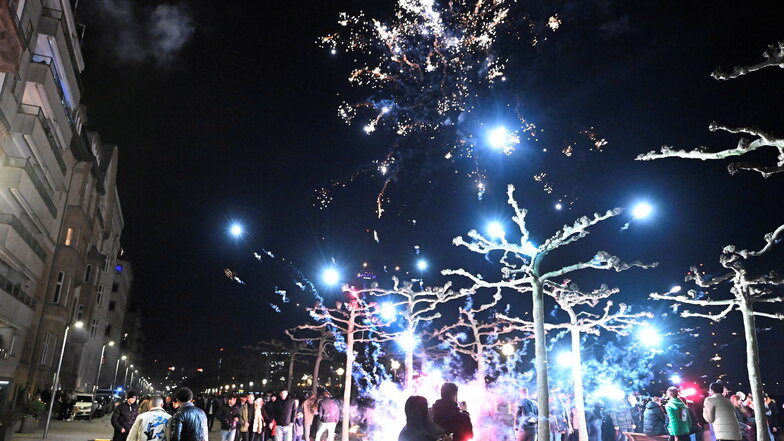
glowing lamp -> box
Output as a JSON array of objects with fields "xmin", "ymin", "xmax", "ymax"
[
  {"xmin": 398, "ymin": 331, "xmax": 419, "ymax": 352},
  {"xmin": 488, "ymin": 127, "xmax": 510, "ymax": 149},
  {"xmin": 670, "ymin": 374, "xmax": 682, "ymax": 385},
  {"xmin": 336, "ymin": 368, "xmax": 345, "ymax": 376},
  {"xmin": 322, "ymin": 268, "xmax": 340, "ymax": 286},
  {"xmin": 557, "ymin": 351, "xmax": 574, "ymax": 367},
  {"xmin": 229, "ymin": 224, "xmax": 243, "ymax": 237},
  {"xmin": 379, "ymin": 303, "xmax": 397, "ymax": 321},
  {"xmin": 639, "ymin": 326, "xmax": 662, "ymax": 347},
  {"xmin": 632, "ymin": 202, "xmax": 652, "ymax": 219},
  {"xmin": 487, "ymin": 222, "xmax": 505, "ymax": 240},
  {"xmin": 416, "ymin": 259, "xmax": 428, "ymax": 271},
  {"xmin": 501, "ymin": 343, "xmax": 514, "ymax": 356}
]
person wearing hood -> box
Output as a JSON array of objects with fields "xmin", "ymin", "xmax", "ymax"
[
  {"xmin": 432, "ymin": 383, "xmax": 473, "ymax": 441},
  {"xmin": 644, "ymin": 397, "xmax": 668, "ymax": 436},
  {"xmin": 665, "ymin": 387, "xmax": 692, "ymax": 441}
]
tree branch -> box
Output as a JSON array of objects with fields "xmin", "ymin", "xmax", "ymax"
[{"xmin": 712, "ymin": 41, "xmax": 784, "ymax": 80}]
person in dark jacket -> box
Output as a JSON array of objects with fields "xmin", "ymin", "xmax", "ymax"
[
  {"xmin": 399, "ymin": 396, "xmax": 442, "ymax": 441},
  {"xmin": 314, "ymin": 390, "xmax": 340, "ymax": 441},
  {"xmin": 217, "ymin": 395, "xmax": 241, "ymax": 441},
  {"xmin": 644, "ymin": 398, "xmax": 668, "ymax": 436},
  {"xmin": 432, "ymin": 383, "xmax": 473, "ymax": 441},
  {"xmin": 112, "ymin": 392, "xmax": 139, "ymax": 441},
  {"xmin": 273, "ymin": 390, "xmax": 298, "ymax": 441},
  {"xmin": 514, "ymin": 387, "xmax": 538, "ymax": 441},
  {"xmin": 206, "ymin": 395, "xmax": 220, "ymax": 431},
  {"xmin": 168, "ymin": 387, "xmax": 209, "ymax": 441}
]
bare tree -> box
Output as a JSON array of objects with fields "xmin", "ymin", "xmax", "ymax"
[
  {"xmin": 444, "ymin": 184, "xmax": 653, "ymax": 440},
  {"xmin": 650, "ymin": 226, "xmax": 784, "ymax": 441},
  {"xmin": 246, "ymin": 339, "xmax": 312, "ymax": 392},
  {"xmin": 357, "ymin": 277, "xmax": 470, "ymax": 387},
  {"xmin": 432, "ymin": 289, "xmax": 532, "ymax": 385},
  {"xmin": 299, "ymin": 297, "xmax": 396, "ymax": 441},
  {"xmin": 286, "ymin": 326, "xmax": 335, "ymax": 396},
  {"xmin": 501, "ymin": 282, "xmax": 651, "ymax": 441},
  {"xmin": 637, "ymin": 41, "xmax": 784, "ymax": 178}
]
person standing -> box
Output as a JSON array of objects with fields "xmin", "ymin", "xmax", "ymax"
[
  {"xmin": 644, "ymin": 397, "xmax": 668, "ymax": 436},
  {"xmin": 239, "ymin": 394, "xmax": 257, "ymax": 441},
  {"xmin": 127, "ymin": 396, "xmax": 171, "ymax": 441},
  {"xmin": 168, "ymin": 387, "xmax": 209, "ymax": 441},
  {"xmin": 314, "ymin": 391, "xmax": 340, "ymax": 441},
  {"xmin": 704, "ymin": 383, "xmax": 742, "ymax": 441},
  {"xmin": 250, "ymin": 398, "xmax": 266, "ymax": 441},
  {"xmin": 432, "ymin": 383, "xmax": 473, "ymax": 441},
  {"xmin": 398, "ymin": 395, "xmax": 443, "ymax": 441},
  {"xmin": 665, "ymin": 387, "xmax": 693, "ymax": 441},
  {"xmin": 514, "ymin": 387, "xmax": 538, "ymax": 441},
  {"xmin": 112, "ymin": 392, "xmax": 139, "ymax": 441},
  {"xmin": 217, "ymin": 395, "xmax": 241, "ymax": 441},
  {"xmin": 302, "ymin": 392, "xmax": 318, "ymax": 441},
  {"xmin": 206, "ymin": 394, "xmax": 220, "ymax": 431},
  {"xmin": 272, "ymin": 390, "xmax": 298, "ymax": 441}
]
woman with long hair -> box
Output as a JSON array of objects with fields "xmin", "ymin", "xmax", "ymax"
[{"xmin": 399, "ymin": 395, "xmax": 445, "ymax": 441}]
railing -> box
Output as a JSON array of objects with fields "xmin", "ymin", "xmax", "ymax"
[
  {"xmin": 0, "ymin": 212, "xmax": 48, "ymax": 261},
  {"xmin": 0, "ymin": 270, "xmax": 36, "ymax": 310},
  {"xmin": 18, "ymin": 103, "xmax": 68, "ymax": 175},
  {"xmin": 4, "ymin": 156, "xmax": 58, "ymax": 217},
  {"xmin": 40, "ymin": 7, "xmax": 84, "ymax": 94},
  {"xmin": 6, "ymin": 0, "xmax": 33, "ymax": 49}
]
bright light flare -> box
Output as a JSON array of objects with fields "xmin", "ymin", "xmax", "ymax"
[
  {"xmin": 682, "ymin": 387, "xmax": 697, "ymax": 397},
  {"xmin": 670, "ymin": 374, "xmax": 682, "ymax": 385},
  {"xmin": 597, "ymin": 384, "xmax": 625, "ymax": 401},
  {"xmin": 416, "ymin": 259, "xmax": 428, "ymax": 271},
  {"xmin": 632, "ymin": 202, "xmax": 653, "ymax": 219},
  {"xmin": 557, "ymin": 351, "xmax": 573, "ymax": 367},
  {"xmin": 487, "ymin": 126, "xmax": 520, "ymax": 154},
  {"xmin": 379, "ymin": 303, "xmax": 397, "ymax": 321},
  {"xmin": 521, "ymin": 241, "xmax": 538, "ymax": 257},
  {"xmin": 322, "ymin": 268, "xmax": 340, "ymax": 286},
  {"xmin": 398, "ymin": 331, "xmax": 419, "ymax": 352},
  {"xmin": 229, "ymin": 224, "xmax": 243, "ymax": 237},
  {"xmin": 501, "ymin": 343, "xmax": 514, "ymax": 356},
  {"xmin": 487, "ymin": 222, "xmax": 505, "ymax": 240},
  {"xmin": 638, "ymin": 326, "xmax": 662, "ymax": 347}
]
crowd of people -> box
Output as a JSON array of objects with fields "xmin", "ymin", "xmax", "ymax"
[{"xmin": 108, "ymin": 381, "xmax": 782, "ymax": 441}]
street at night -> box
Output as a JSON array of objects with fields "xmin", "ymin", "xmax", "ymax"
[{"xmin": 1, "ymin": 1, "xmax": 783, "ymax": 441}]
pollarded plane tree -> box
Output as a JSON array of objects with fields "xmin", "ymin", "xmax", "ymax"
[
  {"xmin": 650, "ymin": 226, "xmax": 784, "ymax": 441},
  {"xmin": 299, "ymin": 296, "xmax": 397, "ymax": 441},
  {"xmin": 246, "ymin": 339, "xmax": 316, "ymax": 392},
  {"xmin": 285, "ymin": 326, "xmax": 335, "ymax": 396},
  {"xmin": 431, "ymin": 288, "xmax": 532, "ymax": 386},
  {"xmin": 637, "ymin": 41, "xmax": 784, "ymax": 178},
  {"xmin": 358, "ymin": 276, "xmax": 471, "ymax": 388},
  {"xmin": 444, "ymin": 184, "xmax": 652, "ymax": 440},
  {"xmin": 501, "ymin": 282, "xmax": 653, "ymax": 441}
]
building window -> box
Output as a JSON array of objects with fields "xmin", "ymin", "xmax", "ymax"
[
  {"xmin": 104, "ymin": 325, "xmax": 112, "ymax": 337},
  {"xmin": 108, "ymin": 301, "xmax": 116, "ymax": 311},
  {"xmin": 84, "ymin": 265, "xmax": 92, "ymax": 283},
  {"xmin": 53, "ymin": 272, "xmax": 65, "ymax": 303},
  {"xmin": 104, "ymin": 258, "xmax": 111, "ymax": 272},
  {"xmin": 40, "ymin": 332, "xmax": 52, "ymax": 365},
  {"xmin": 90, "ymin": 320, "xmax": 98, "ymax": 339},
  {"xmin": 76, "ymin": 304, "xmax": 84, "ymax": 321},
  {"xmin": 112, "ymin": 282, "xmax": 119, "ymax": 292},
  {"xmin": 97, "ymin": 285, "xmax": 104, "ymax": 306},
  {"xmin": 9, "ymin": 334, "xmax": 17, "ymax": 356},
  {"xmin": 64, "ymin": 228, "xmax": 73, "ymax": 246}
]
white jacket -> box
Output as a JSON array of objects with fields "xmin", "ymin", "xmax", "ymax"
[
  {"xmin": 704, "ymin": 394, "xmax": 742, "ymax": 441},
  {"xmin": 127, "ymin": 407, "xmax": 172, "ymax": 441}
]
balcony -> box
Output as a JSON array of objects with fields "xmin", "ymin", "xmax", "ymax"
[
  {"xmin": 0, "ymin": 212, "xmax": 48, "ymax": 268},
  {"xmin": 36, "ymin": 8, "xmax": 83, "ymax": 99},
  {"xmin": 0, "ymin": 0, "xmax": 29, "ymax": 73},
  {"xmin": 18, "ymin": 103, "xmax": 67, "ymax": 176},
  {"xmin": 0, "ymin": 270, "xmax": 35, "ymax": 310},
  {"xmin": 3, "ymin": 156, "xmax": 58, "ymax": 218}
]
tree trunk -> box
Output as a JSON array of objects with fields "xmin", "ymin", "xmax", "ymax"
[
  {"xmin": 570, "ymin": 326, "xmax": 588, "ymax": 441},
  {"xmin": 405, "ymin": 348, "xmax": 414, "ymax": 389},
  {"xmin": 740, "ymin": 302, "xmax": 768, "ymax": 441},
  {"xmin": 532, "ymin": 277, "xmax": 551, "ymax": 441},
  {"xmin": 341, "ymin": 314, "xmax": 356, "ymax": 441},
  {"xmin": 287, "ymin": 349, "xmax": 296, "ymax": 392},
  {"xmin": 312, "ymin": 338, "xmax": 325, "ymax": 396}
]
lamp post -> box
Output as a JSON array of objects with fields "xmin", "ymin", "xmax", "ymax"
[
  {"xmin": 124, "ymin": 364, "xmax": 133, "ymax": 389},
  {"xmin": 44, "ymin": 321, "xmax": 83, "ymax": 438},
  {"xmin": 94, "ymin": 341, "xmax": 115, "ymax": 393},
  {"xmin": 130, "ymin": 370, "xmax": 137, "ymax": 389},
  {"xmin": 112, "ymin": 355, "xmax": 127, "ymax": 389}
]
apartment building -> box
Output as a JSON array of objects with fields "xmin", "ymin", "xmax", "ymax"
[{"xmin": 0, "ymin": 0, "xmax": 137, "ymax": 407}]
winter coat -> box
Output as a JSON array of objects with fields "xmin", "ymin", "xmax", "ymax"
[
  {"xmin": 127, "ymin": 407, "xmax": 171, "ymax": 441},
  {"xmin": 272, "ymin": 397, "xmax": 298, "ymax": 426},
  {"xmin": 168, "ymin": 402, "xmax": 209, "ymax": 441},
  {"xmin": 318, "ymin": 397, "xmax": 340, "ymax": 423},
  {"xmin": 239, "ymin": 402, "xmax": 254, "ymax": 433},
  {"xmin": 643, "ymin": 401, "xmax": 668, "ymax": 436},
  {"xmin": 515, "ymin": 398, "xmax": 538, "ymax": 430},
  {"xmin": 111, "ymin": 401, "xmax": 140, "ymax": 435},
  {"xmin": 398, "ymin": 425, "xmax": 442, "ymax": 441},
  {"xmin": 609, "ymin": 404, "xmax": 634, "ymax": 432},
  {"xmin": 216, "ymin": 402, "xmax": 240, "ymax": 430},
  {"xmin": 665, "ymin": 398, "xmax": 692, "ymax": 436},
  {"xmin": 704, "ymin": 395, "xmax": 742, "ymax": 441},
  {"xmin": 432, "ymin": 399, "xmax": 473, "ymax": 441}
]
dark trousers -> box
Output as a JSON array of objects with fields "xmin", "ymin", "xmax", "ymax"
[
  {"xmin": 208, "ymin": 415, "xmax": 216, "ymax": 431},
  {"xmin": 112, "ymin": 429, "xmax": 129, "ymax": 441},
  {"xmin": 518, "ymin": 428, "xmax": 537, "ymax": 441},
  {"xmin": 670, "ymin": 435, "xmax": 691, "ymax": 441}
]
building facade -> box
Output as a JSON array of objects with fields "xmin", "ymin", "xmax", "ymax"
[{"xmin": 0, "ymin": 0, "xmax": 138, "ymax": 409}]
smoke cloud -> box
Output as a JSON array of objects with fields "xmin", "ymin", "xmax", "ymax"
[{"xmin": 92, "ymin": 0, "xmax": 194, "ymax": 65}]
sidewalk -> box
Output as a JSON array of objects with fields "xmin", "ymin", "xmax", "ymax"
[{"xmin": 10, "ymin": 416, "xmax": 114, "ymax": 441}]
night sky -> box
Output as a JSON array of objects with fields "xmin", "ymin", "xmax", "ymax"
[{"xmin": 74, "ymin": 1, "xmax": 783, "ymax": 390}]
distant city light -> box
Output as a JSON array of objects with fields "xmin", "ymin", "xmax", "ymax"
[
  {"xmin": 632, "ymin": 202, "xmax": 653, "ymax": 219},
  {"xmin": 487, "ymin": 222, "xmax": 505, "ymax": 240},
  {"xmin": 416, "ymin": 259, "xmax": 428, "ymax": 271},
  {"xmin": 322, "ymin": 268, "xmax": 340, "ymax": 286}
]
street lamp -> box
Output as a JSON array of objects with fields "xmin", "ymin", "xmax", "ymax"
[
  {"xmin": 44, "ymin": 321, "xmax": 83, "ymax": 438},
  {"xmin": 322, "ymin": 267, "xmax": 340, "ymax": 286},
  {"xmin": 124, "ymin": 364, "xmax": 134, "ymax": 389},
  {"xmin": 113, "ymin": 355, "xmax": 127, "ymax": 389},
  {"xmin": 94, "ymin": 341, "xmax": 115, "ymax": 393}
]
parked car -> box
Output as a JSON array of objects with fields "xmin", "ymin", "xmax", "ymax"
[{"xmin": 73, "ymin": 393, "xmax": 96, "ymax": 419}]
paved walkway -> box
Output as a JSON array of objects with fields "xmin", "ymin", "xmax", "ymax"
[{"xmin": 9, "ymin": 415, "xmax": 225, "ymax": 441}]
